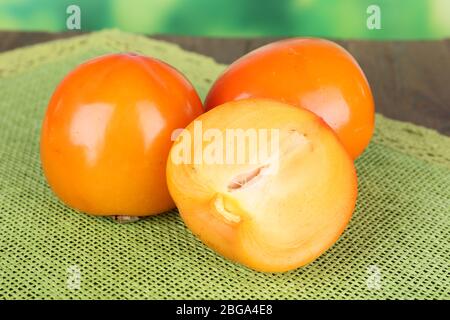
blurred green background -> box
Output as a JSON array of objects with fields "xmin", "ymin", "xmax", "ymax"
[{"xmin": 0, "ymin": 0, "xmax": 449, "ymax": 39}]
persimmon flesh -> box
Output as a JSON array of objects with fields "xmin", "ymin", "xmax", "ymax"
[
  {"xmin": 167, "ymin": 99, "xmax": 357, "ymax": 272},
  {"xmin": 205, "ymin": 38, "xmax": 375, "ymax": 159},
  {"xmin": 40, "ymin": 53, "xmax": 203, "ymax": 216}
]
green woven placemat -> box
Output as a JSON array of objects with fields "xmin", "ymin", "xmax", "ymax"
[{"xmin": 0, "ymin": 30, "xmax": 449, "ymax": 300}]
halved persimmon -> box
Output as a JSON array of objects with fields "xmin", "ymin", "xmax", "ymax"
[
  {"xmin": 41, "ymin": 53, "xmax": 203, "ymax": 216},
  {"xmin": 167, "ymin": 99, "xmax": 357, "ymax": 272},
  {"xmin": 205, "ymin": 38, "xmax": 375, "ymax": 159}
]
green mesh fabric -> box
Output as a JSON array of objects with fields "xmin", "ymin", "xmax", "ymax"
[{"xmin": 0, "ymin": 30, "xmax": 449, "ymax": 300}]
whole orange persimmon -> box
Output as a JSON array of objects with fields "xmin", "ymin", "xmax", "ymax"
[
  {"xmin": 205, "ymin": 38, "xmax": 375, "ymax": 159},
  {"xmin": 41, "ymin": 53, "xmax": 203, "ymax": 216},
  {"xmin": 167, "ymin": 99, "xmax": 357, "ymax": 272}
]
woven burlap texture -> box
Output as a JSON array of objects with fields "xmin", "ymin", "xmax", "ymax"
[{"xmin": 0, "ymin": 30, "xmax": 449, "ymax": 299}]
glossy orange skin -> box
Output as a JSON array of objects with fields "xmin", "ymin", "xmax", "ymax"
[
  {"xmin": 205, "ymin": 38, "xmax": 375, "ymax": 159},
  {"xmin": 41, "ymin": 53, "xmax": 203, "ymax": 216}
]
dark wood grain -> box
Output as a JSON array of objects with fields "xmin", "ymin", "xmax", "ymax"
[{"xmin": 0, "ymin": 31, "xmax": 448, "ymax": 135}]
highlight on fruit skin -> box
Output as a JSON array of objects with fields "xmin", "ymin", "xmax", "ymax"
[
  {"xmin": 167, "ymin": 99, "xmax": 358, "ymax": 272},
  {"xmin": 204, "ymin": 37, "xmax": 375, "ymax": 159},
  {"xmin": 40, "ymin": 53, "xmax": 203, "ymax": 217}
]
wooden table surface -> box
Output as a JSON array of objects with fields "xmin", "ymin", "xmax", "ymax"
[{"xmin": 1, "ymin": 31, "xmax": 449, "ymax": 136}]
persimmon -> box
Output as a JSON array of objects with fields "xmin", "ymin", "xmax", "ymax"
[
  {"xmin": 205, "ymin": 38, "xmax": 375, "ymax": 159},
  {"xmin": 40, "ymin": 53, "xmax": 203, "ymax": 216},
  {"xmin": 167, "ymin": 99, "xmax": 357, "ymax": 272}
]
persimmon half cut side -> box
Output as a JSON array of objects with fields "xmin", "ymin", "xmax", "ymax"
[
  {"xmin": 40, "ymin": 53, "xmax": 203, "ymax": 216},
  {"xmin": 204, "ymin": 38, "xmax": 375, "ymax": 159},
  {"xmin": 167, "ymin": 99, "xmax": 358, "ymax": 272}
]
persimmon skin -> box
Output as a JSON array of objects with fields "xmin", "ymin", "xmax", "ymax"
[
  {"xmin": 167, "ymin": 99, "xmax": 357, "ymax": 272},
  {"xmin": 205, "ymin": 38, "xmax": 375, "ymax": 159},
  {"xmin": 40, "ymin": 53, "xmax": 203, "ymax": 216}
]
